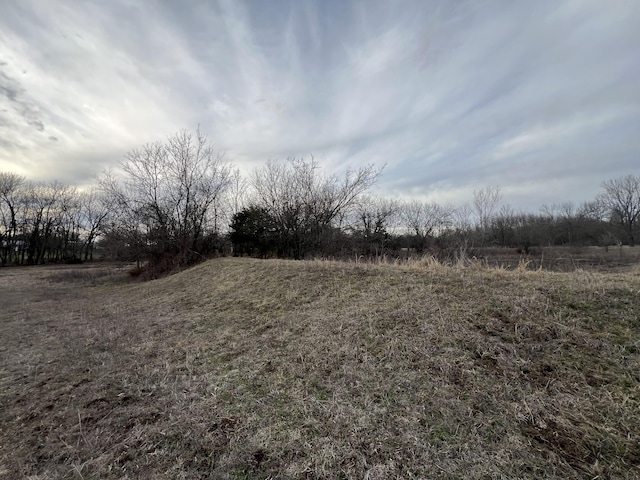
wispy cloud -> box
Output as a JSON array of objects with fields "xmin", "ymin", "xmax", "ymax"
[{"xmin": 0, "ymin": 0, "xmax": 638, "ymax": 209}]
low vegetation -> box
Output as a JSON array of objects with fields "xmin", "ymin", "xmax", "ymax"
[{"xmin": 1, "ymin": 258, "xmax": 639, "ymax": 479}]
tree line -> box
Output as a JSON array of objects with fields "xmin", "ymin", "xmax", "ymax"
[
  {"xmin": 1, "ymin": 129, "xmax": 638, "ymax": 273},
  {"xmin": 0, "ymin": 175, "xmax": 108, "ymax": 266}
]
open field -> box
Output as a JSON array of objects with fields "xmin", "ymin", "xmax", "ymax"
[
  {"xmin": 1, "ymin": 258, "xmax": 639, "ymax": 479},
  {"xmin": 472, "ymin": 245, "xmax": 640, "ymax": 273}
]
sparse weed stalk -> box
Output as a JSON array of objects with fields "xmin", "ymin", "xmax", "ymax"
[{"xmin": 517, "ymin": 258, "xmax": 532, "ymax": 272}]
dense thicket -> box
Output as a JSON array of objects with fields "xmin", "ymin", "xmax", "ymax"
[{"xmin": 1, "ymin": 129, "xmax": 638, "ymax": 268}]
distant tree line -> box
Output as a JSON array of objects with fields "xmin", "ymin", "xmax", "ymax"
[
  {"xmin": 231, "ymin": 177, "xmax": 640, "ymax": 261},
  {"xmin": 0, "ymin": 173, "xmax": 108, "ymax": 266},
  {"xmin": 1, "ymin": 128, "xmax": 638, "ymax": 273}
]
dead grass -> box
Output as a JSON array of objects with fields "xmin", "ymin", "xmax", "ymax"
[
  {"xmin": 474, "ymin": 245, "xmax": 640, "ymax": 272},
  {"xmin": 1, "ymin": 258, "xmax": 639, "ymax": 479}
]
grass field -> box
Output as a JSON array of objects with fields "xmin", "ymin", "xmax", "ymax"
[
  {"xmin": 472, "ymin": 245, "xmax": 640, "ymax": 272},
  {"xmin": 1, "ymin": 257, "xmax": 639, "ymax": 479}
]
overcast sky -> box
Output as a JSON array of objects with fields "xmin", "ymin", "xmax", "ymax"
[{"xmin": 1, "ymin": 0, "xmax": 639, "ymax": 210}]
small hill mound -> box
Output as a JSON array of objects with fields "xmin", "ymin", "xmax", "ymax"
[{"xmin": 1, "ymin": 258, "xmax": 639, "ymax": 479}]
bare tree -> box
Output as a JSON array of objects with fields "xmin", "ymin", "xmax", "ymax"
[
  {"xmin": 57, "ymin": 187, "xmax": 83, "ymax": 260},
  {"xmin": 493, "ymin": 204, "xmax": 517, "ymax": 247},
  {"xmin": 597, "ymin": 174, "xmax": 640, "ymax": 246},
  {"xmin": 251, "ymin": 157, "xmax": 382, "ymax": 258},
  {"xmin": 453, "ymin": 203, "xmax": 474, "ymax": 233},
  {"xmin": 578, "ymin": 200, "xmax": 606, "ymax": 222},
  {"xmin": 218, "ymin": 167, "xmax": 249, "ymax": 233},
  {"xmin": 229, "ymin": 168, "xmax": 248, "ymax": 216},
  {"xmin": 441, "ymin": 202, "xmax": 475, "ymax": 257},
  {"xmin": 23, "ymin": 181, "xmax": 75, "ymax": 264},
  {"xmin": 0, "ymin": 173, "xmax": 25, "ymax": 265},
  {"xmin": 78, "ymin": 188, "xmax": 111, "ymax": 261},
  {"xmin": 1, "ymin": 175, "xmax": 88, "ymax": 264},
  {"xmin": 100, "ymin": 128, "xmax": 233, "ymax": 271},
  {"xmin": 351, "ymin": 196, "xmax": 399, "ymax": 257},
  {"xmin": 401, "ymin": 200, "xmax": 452, "ymax": 253},
  {"xmin": 540, "ymin": 201, "xmax": 576, "ymax": 245},
  {"xmin": 473, "ymin": 185, "xmax": 502, "ymax": 243}
]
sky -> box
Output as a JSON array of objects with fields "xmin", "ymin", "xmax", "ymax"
[{"xmin": 1, "ymin": 0, "xmax": 639, "ymax": 210}]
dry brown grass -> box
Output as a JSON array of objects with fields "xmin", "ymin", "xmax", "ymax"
[
  {"xmin": 474, "ymin": 245, "xmax": 640, "ymax": 272},
  {"xmin": 1, "ymin": 258, "xmax": 639, "ymax": 479}
]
